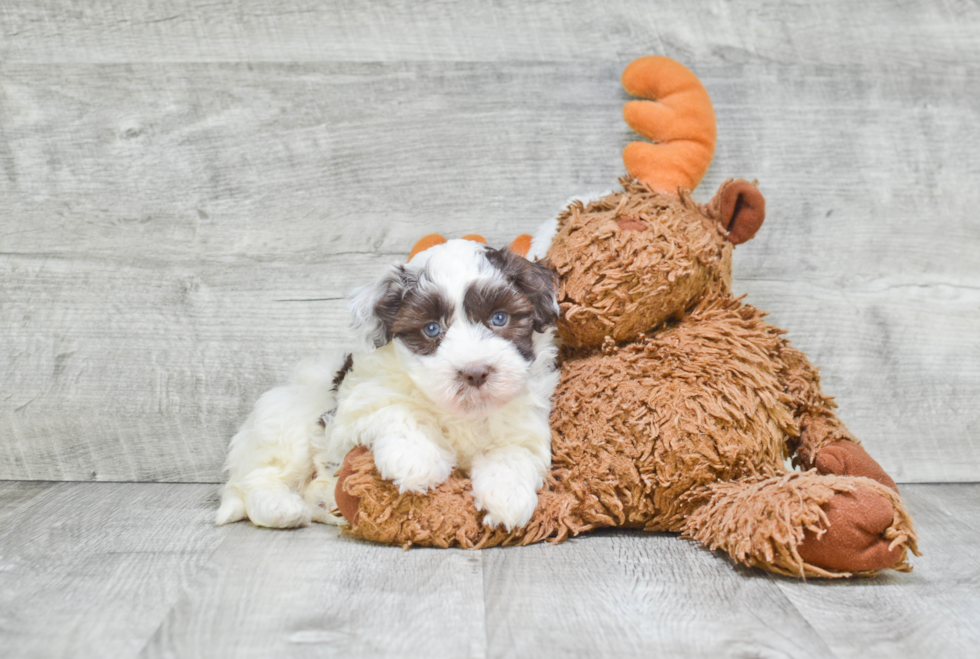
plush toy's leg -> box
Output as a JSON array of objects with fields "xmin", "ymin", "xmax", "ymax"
[
  {"xmin": 778, "ymin": 346, "xmax": 897, "ymax": 490},
  {"xmin": 681, "ymin": 471, "xmax": 918, "ymax": 578}
]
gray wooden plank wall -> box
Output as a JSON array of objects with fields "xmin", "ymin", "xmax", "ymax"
[{"xmin": 1, "ymin": 1, "xmax": 978, "ymax": 483}]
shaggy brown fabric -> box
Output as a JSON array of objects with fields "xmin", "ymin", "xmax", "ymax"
[
  {"xmin": 683, "ymin": 472, "xmax": 917, "ymax": 578},
  {"xmin": 334, "ymin": 446, "xmax": 367, "ymax": 525},
  {"xmin": 549, "ymin": 179, "xmax": 731, "ymax": 348},
  {"xmin": 335, "ymin": 179, "xmax": 918, "ymax": 578}
]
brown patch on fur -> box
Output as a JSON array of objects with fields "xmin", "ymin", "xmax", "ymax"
[
  {"xmin": 331, "ymin": 354, "xmax": 354, "ymax": 392},
  {"xmin": 484, "ymin": 247, "xmax": 558, "ymax": 333},
  {"xmin": 391, "ymin": 285, "xmax": 454, "ymax": 356},
  {"xmin": 371, "ymin": 266, "xmax": 410, "ymax": 346},
  {"xmin": 463, "ymin": 281, "xmax": 538, "ymax": 361}
]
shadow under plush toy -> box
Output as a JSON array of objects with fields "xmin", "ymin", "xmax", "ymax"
[{"xmin": 333, "ymin": 56, "xmax": 919, "ymax": 578}]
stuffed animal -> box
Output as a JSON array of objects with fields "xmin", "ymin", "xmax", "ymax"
[{"xmin": 330, "ymin": 56, "xmax": 919, "ymax": 578}]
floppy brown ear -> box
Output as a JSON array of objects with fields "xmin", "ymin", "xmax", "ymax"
[{"xmin": 708, "ymin": 179, "xmax": 766, "ymax": 244}]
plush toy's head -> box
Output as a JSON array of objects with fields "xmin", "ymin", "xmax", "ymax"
[
  {"xmin": 547, "ymin": 178, "xmax": 764, "ymax": 348},
  {"xmin": 539, "ymin": 55, "xmax": 766, "ymax": 349}
]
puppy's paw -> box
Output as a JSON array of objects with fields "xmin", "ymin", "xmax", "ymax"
[
  {"xmin": 244, "ymin": 488, "xmax": 312, "ymax": 529},
  {"xmin": 472, "ymin": 462, "xmax": 539, "ymax": 531},
  {"xmin": 373, "ymin": 432, "xmax": 454, "ymax": 494},
  {"xmin": 472, "ymin": 449, "xmax": 543, "ymax": 531},
  {"xmin": 477, "ymin": 486, "xmax": 538, "ymax": 531}
]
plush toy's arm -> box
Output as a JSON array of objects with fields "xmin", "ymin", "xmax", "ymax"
[
  {"xmin": 778, "ymin": 344, "xmax": 898, "ymax": 490},
  {"xmin": 330, "ymin": 399, "xmax": 458, "ymax": 496},
  {"xmin": 334, "ymin": 447, "xmax": 506, "ymax": 548},
  {"xmin": 334, "ymin": 447, "xmax": 598, "ymax": 548},
  {"xmin": 778, "ymin": 344, "xmax": 854, "ymax": 466}
]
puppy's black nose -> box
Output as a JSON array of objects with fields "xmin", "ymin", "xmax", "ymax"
[{"xmin": 461, "ymin": 364, "xmax": 491, "ymax": 388}]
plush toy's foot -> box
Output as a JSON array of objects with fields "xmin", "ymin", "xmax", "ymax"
[
  {"xmin": 813, "ymin": 440, "xmax": 898, "ymax": 492},
  {"xmin": 682, "ymin": 471, "xmax": 917, "ymax": 578},
  {"xmin": 797, "ymin": 486, "xmax": 905, "ymax": 572}
]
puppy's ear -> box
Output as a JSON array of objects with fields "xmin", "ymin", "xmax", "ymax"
[
  {"xmin": 348, "ymin": 264, "xmax": 410, "ymax": 350},
  {"xmin": 486, "ymin": 248, "xmax": 559, "ymax": 332}
]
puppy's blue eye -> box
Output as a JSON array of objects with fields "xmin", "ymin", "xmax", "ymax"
[
  {"xmin": 491, "ymin": 312, "xmax": 509, "ymax": 327},
  {"xmin": 422, "ymin": 322, "xmax": 442, "ymax": 338}
]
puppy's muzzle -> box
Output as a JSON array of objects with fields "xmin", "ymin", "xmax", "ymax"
[{"xmin": 460, "ymin": 364, "xmax": 493, "ymax": 388}]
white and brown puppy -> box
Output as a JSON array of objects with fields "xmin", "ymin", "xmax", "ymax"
[{"xmin": 217, "ymin": 238, "xmax": 559, "ymax": 531}]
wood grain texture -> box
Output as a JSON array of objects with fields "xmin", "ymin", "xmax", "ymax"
[
  {"xmin": 0, "ymin": 482, "xmax": 227, "ymax": 659},
  {"xmin": 772, "ymin": 483, "xmax": 980, "ymax": 658},
  {"xmin": 2, "ymin": 0, "xmax": 978, "ymax": 65},
  {"xmin": 139, "ymin": 524, "xmax": 487, "ymax": 659},
  {"xmin": 482, "ymin": 531, "xmax": 832, "ymax": 658},
  {"xmin": 1, "ymin": 482, "xmax": 976, "ymax": 659},
  {"xmin": 0, "ymin": 1, "xmax": 978, "ymax": 482}
]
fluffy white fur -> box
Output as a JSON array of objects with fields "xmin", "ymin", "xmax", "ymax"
[
  {"xmin": 218, "ymin": 239, "xmax": 559, "ymax": 531},
  {"xmin": 216, "ymin": 354, "xmax": 347, "ymax": 528}
]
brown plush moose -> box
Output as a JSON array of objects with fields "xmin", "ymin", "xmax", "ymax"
[{"xmin": 331, "ymin": 57, "xmax": 918, "ymax": 577}]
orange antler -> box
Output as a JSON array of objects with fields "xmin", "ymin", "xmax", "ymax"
[
  {"xmin": 407, "ymin": 233, "xmax": 487, "ymax": 262},
  {"xmin": 621, "ymin": 56, "xmax": 716, "ymax": 194}
]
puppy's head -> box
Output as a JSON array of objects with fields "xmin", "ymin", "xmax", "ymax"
[{"xmin": 349, "ymin": 239, "xmax": 558, "ymax": 416}]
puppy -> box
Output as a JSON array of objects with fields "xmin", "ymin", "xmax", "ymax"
[{"xmin": 217, "ymin": 238, "xmax": 559, "ymax": 531}]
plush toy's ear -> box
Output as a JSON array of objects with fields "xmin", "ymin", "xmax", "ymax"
[{"xmin": 708, "ymin": 179, "xmax": 766, "ymax": 244}]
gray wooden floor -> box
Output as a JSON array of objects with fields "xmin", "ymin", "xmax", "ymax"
[{"xmin": 0, "ymin": 481, "xmax": 977, "ymax": 658}]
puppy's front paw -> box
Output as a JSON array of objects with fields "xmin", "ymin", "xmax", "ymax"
[
  {"xmin": 477, "ymin": 487, "xmax": 538, "ymax": 531},
  {"xmin": 472, "ymin": 449, "xmax": 543, "ymax": 531},
  {"xmin": 473, "ymin": 474, "xmax": 539, "ymax": 531},
  {"xmin": 373, "ymin": 432, "xmax": 454, "ymax": 494}
]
